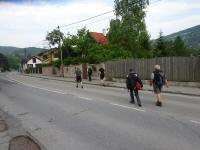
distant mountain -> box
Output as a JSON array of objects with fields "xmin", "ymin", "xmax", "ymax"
[
  {"xmin": 164, "ymin": 25, "xmax": 200, "ymax": 49},
  {"xmin": 0, "ymin": 46, "xmax": 44, "ymax": 58}
]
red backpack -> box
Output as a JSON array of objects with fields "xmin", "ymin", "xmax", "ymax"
[{"xmin": 135, "ymin": 82, "xmax": 142, "ymax": 90}]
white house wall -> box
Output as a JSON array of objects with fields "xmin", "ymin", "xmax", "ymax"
[
  {"xmin": 23, "ymin": 64, "xmax": 27, "ymax": 70},
  {"xmin": 27, "ymin": 58, "xmax": 42, "ymax": 68}
]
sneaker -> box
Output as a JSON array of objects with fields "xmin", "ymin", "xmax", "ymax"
[
  {"xmin": 138, "ymin": 103, "xmax": 142, "ymax": 107},
  {"xmin": 129, "ymin": 101, "xmax": 135, "ymax": 104},
  {"xmin": 156, "ymin": 101, "xmax": 162, "ymax": 107},
  {"xmin": 76, "ymin": 85, "xmax": 78, "ymax": 88}
]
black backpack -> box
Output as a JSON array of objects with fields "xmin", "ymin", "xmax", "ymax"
[
  {"xmin": 88, "ymin": 68, "xmax": 92, "ymax": 74},
  {"xmin": 153, "ymin": 70, "xmax": 165, "ymax": 86},
  {"xmin": 128, "ymin": 73, "xmax": 138, "ymax": 89}
]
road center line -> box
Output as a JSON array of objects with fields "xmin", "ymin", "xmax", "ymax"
[
  {"xmin": 190, "ymin": 120, "xmax": 200, "ymax": 125},
  {"xmin": 110, "ymin": 103, "xmax": 146, "ymax": 112},
  {"xmin": 8, "ymin": 77, "xmax": 67, "ymax": 95},
  {"xmin": 77, "ymin": 96, "xmax": 92, "ymax": 101},
  {"xmin": 8, "ymin": 77, "xmax": 94, "ymax": 102}
]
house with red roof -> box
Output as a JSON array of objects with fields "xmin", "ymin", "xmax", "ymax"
[{"xmin": 89, "ymin": 32, "xmax": 109, "ymax": 45}]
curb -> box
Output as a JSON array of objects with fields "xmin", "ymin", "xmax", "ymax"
[{"xmin": 23, "ymin": 74, "xmax": 200, "ymax": 97}]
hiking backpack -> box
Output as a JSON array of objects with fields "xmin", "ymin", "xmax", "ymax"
[
  {"xmin": 153, "ymin": 70, "xmax": 165, "ymax": 86},
  {"xmin": 88, "ymin": 68, "xmax": 92, "ymax": 74}
]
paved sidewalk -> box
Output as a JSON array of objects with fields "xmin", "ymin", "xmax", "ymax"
[
  {"xmin": 23, "ymin": 74, "xmax": 200, "ymax": 97},
  {"xmin": 0, "ymin": 108, "xmax": 44, "ymax": 150}
]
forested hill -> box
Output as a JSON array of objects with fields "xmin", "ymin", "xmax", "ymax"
[
  {"xmin": 0, "ymin": 46, "xmax": 43, "ymax": 57},
  {"xmin": 164, "ymin": 25, "xmax": 200, "ymax": 49}
]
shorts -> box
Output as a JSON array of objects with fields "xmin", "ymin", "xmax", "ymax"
[
  {"xmin": 153, "ymin": 84, "xmax": 163, "ymax": 94},
  {"xmin": 76, "ymin": 76, "xmax": 82, "ymax": 83}
]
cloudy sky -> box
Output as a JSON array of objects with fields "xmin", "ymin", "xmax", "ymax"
[{"xmin": 0, "ymin": 0, "xmax": 200, "ymax": 48}]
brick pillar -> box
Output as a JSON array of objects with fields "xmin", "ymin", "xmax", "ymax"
[{"xmin": 82, "ymin": 64, "xmax": 88, "ymax": 79}]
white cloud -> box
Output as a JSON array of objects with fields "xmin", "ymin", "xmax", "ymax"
[
  {"xmin": 0, "ymin": 0, "xmax": 200, "ymax": 47},
  {"xmin": 146, "ymin": 0, "xmax": 200, "ymax": 38},
  {"xmin": 0, "ymin": 0, "xmax": 114, "ymax": 48}
]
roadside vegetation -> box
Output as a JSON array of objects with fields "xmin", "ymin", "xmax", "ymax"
[{"xmin": 0, "ymin": 53, "xmax": 10, "ymax": 72}]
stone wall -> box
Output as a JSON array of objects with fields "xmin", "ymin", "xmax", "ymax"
[
  {"xmin": 42, "ymin": 63, "xmax": 107, "ymax": 80},
  {"xmin": 42, "ymin": 67, "xmax": 61, "ymax": 77},
  {"xmin": 63, "ymin": 65, "xmax": 82, "ymax": 78},
  {"xmin": 63, "ymin": 63, "xmax": 106, "ymax": 80}
]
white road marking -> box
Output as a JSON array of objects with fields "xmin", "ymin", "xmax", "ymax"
[
  {"xmin": 190, "ymin": 120, "xmax": 200, "ymax": 125},
  {"xmin": 110, "ymin": 103, "xmax": 146, "ymax": 112},
  {"xmin": 7, "ymin": 78, "xmax": 67, "ymax": 95},
  {"xmin": 7, "ymin": 77, "xmax": 93, "ymax": 102},
  {"xmin": 78, "ymin": 96, "xmax": 92, "ymax": 101}
]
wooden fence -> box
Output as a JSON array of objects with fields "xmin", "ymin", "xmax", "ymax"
[{"xmin": 105, "ymin": 57, "xmax": 200, "ymax": 82}]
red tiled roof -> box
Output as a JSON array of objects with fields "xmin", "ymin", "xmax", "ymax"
[{"xmin": 89, "ymin": 32, "xmax": 109, "ymax": 45}]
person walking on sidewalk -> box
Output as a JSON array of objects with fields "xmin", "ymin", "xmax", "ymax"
[
  {"xmin": 87, "ymin": 67, "xmax": 93, "ymax": 81},
  {"xmin": 126, "ymin": 69, "xmax": 143, "ymax": 107},
  {"xmin": 75, "ymin": 67, "xmax": 83, "ymax": 88},
  {"xmin": 99, "ymin": 67, "xmax": 105, "ymax": 86},
  {"xmin": 150, "ymin": 65, "xmax": 168, "ymax": 107}
]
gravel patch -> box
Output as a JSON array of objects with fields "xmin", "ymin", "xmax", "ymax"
[{"xmin": 9, "ymin": 135, "xmax": 40, "ymax": 150}]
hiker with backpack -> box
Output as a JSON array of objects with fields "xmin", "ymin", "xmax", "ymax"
[
  {"xmin": 126, "ymin": 69, "xmax": 143, "ymax": 107},
  {"xmin": 75, "ymin": 67, "xmax": 83, "ymax": 88},
  {"xmin": 99, "ymin": 67, "xmax": 105, "ymax": 86},
  {"xmin": 150, "ymin": 65, "xmax": 168, "ymax": 107},
  {"xmin": 87, "ymin": 67, "xmax": 93, "ymax": 81}
]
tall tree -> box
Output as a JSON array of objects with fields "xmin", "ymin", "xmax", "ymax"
[
  {"xmin": 172, "ymin": 36, "xmax": 189, "ymax": 56},
  {"xmin": 107, "ymin": 19, "xmax": 122, "ymax": 45},
  {"xmin": 155, "ymin": 31, "xmax": 171, "ymax": 56},
  {"xmin": 64, "ymin": 27, "xmax": 94, "ymax": 59},
  {"xmin": 108, "ymin": 0, "xmax": 150, "ymax": 56},
  {"xmin": 46, "ymin": 28, "xmax": 64, "ymax": 48}
]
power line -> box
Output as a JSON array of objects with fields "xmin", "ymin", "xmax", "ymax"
[
  {"xmin": 60, "ymin": 10, "xmax": 114, "ymax": 28},
  {"xmin": 59, "ymin": 0, "xmax": 161, "ymax": 29},
  {"xmin": 62, "ymin": 15, "xmax": 115, "ymax": 31}
]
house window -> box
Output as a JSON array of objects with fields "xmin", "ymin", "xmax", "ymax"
[
  {"xmin": 27, "ymin": 64, "xmax": 33, "ymax": 68},
  {"xmin": 53, "ymin": 52, "xmax": 59, "ymax": 58},
  {"xmin": 33, "ymin": 58, "xmax": 36, "ymax": 63}
]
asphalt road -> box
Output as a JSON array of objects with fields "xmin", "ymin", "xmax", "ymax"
[{"xmin": 0, "ymin": 72, "xmax": 200, "ymax": 150}]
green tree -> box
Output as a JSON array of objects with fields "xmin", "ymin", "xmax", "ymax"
[
  {"xmin": 86, "ymin": 44, "xmax": 132, "ymax": 63},
  {"xmin": 172, "ymin": 36, "xmax": 190, "ymax": 56},
  {"xmin": 107, "ymin": 19, "xmax": 122, "ymax": 45},
  {"xmin": 62, "ymin": 34, "xmax": 75, "ymax": 57},
  {"xmin": 155, "ymin": 31, "xmax": 173, "ymax": 56},
  {"xmin": 46, "ymin": 28, "xmax": 64, "ymax": 48},
  {"xmin": 63, "ymin": 27, "xmax": 94, "ymax": 59},
  {"xmin": 7, "ymin": 55, "xmax": 20, "ymax": 70},
  {"xmin": 191, "ymin": 48, "xmax": 200, "ymax": 56},
  {"xmin": 107, "ymin": 0, "xmax": 150, "ymax": 56},
  {"xmin": 0, "ymin": 53, "xmax": 10, "ymax": 72}
]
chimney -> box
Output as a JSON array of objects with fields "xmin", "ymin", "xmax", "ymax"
[{"xmin": 102, "ymin": 28, "xmax": 107, "ymax": 36}]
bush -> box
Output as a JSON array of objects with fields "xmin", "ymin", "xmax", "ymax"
[{"xmin": 52, "ymin": 60, "xmax": 61, "ymax": 68}]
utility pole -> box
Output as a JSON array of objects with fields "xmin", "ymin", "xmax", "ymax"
[
  {"xmin": 24, "ymin": 48, "xmax": 27, "ymax": 59},
  {"xmin": 58, "ymin": 26, "xmax": 64, "ymax": 77}
]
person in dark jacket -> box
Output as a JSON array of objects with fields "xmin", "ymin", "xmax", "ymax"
[
  {"xmin": 87, "ymin": 67, "xmax": 93, "ymax": 81},
  {"xmin": 126, "ymin": 69, "xmax": 143, "ymax": 107},
  {"xmin": 99, "ymin": 67, "xmax": 105, "ymax": 86}
]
